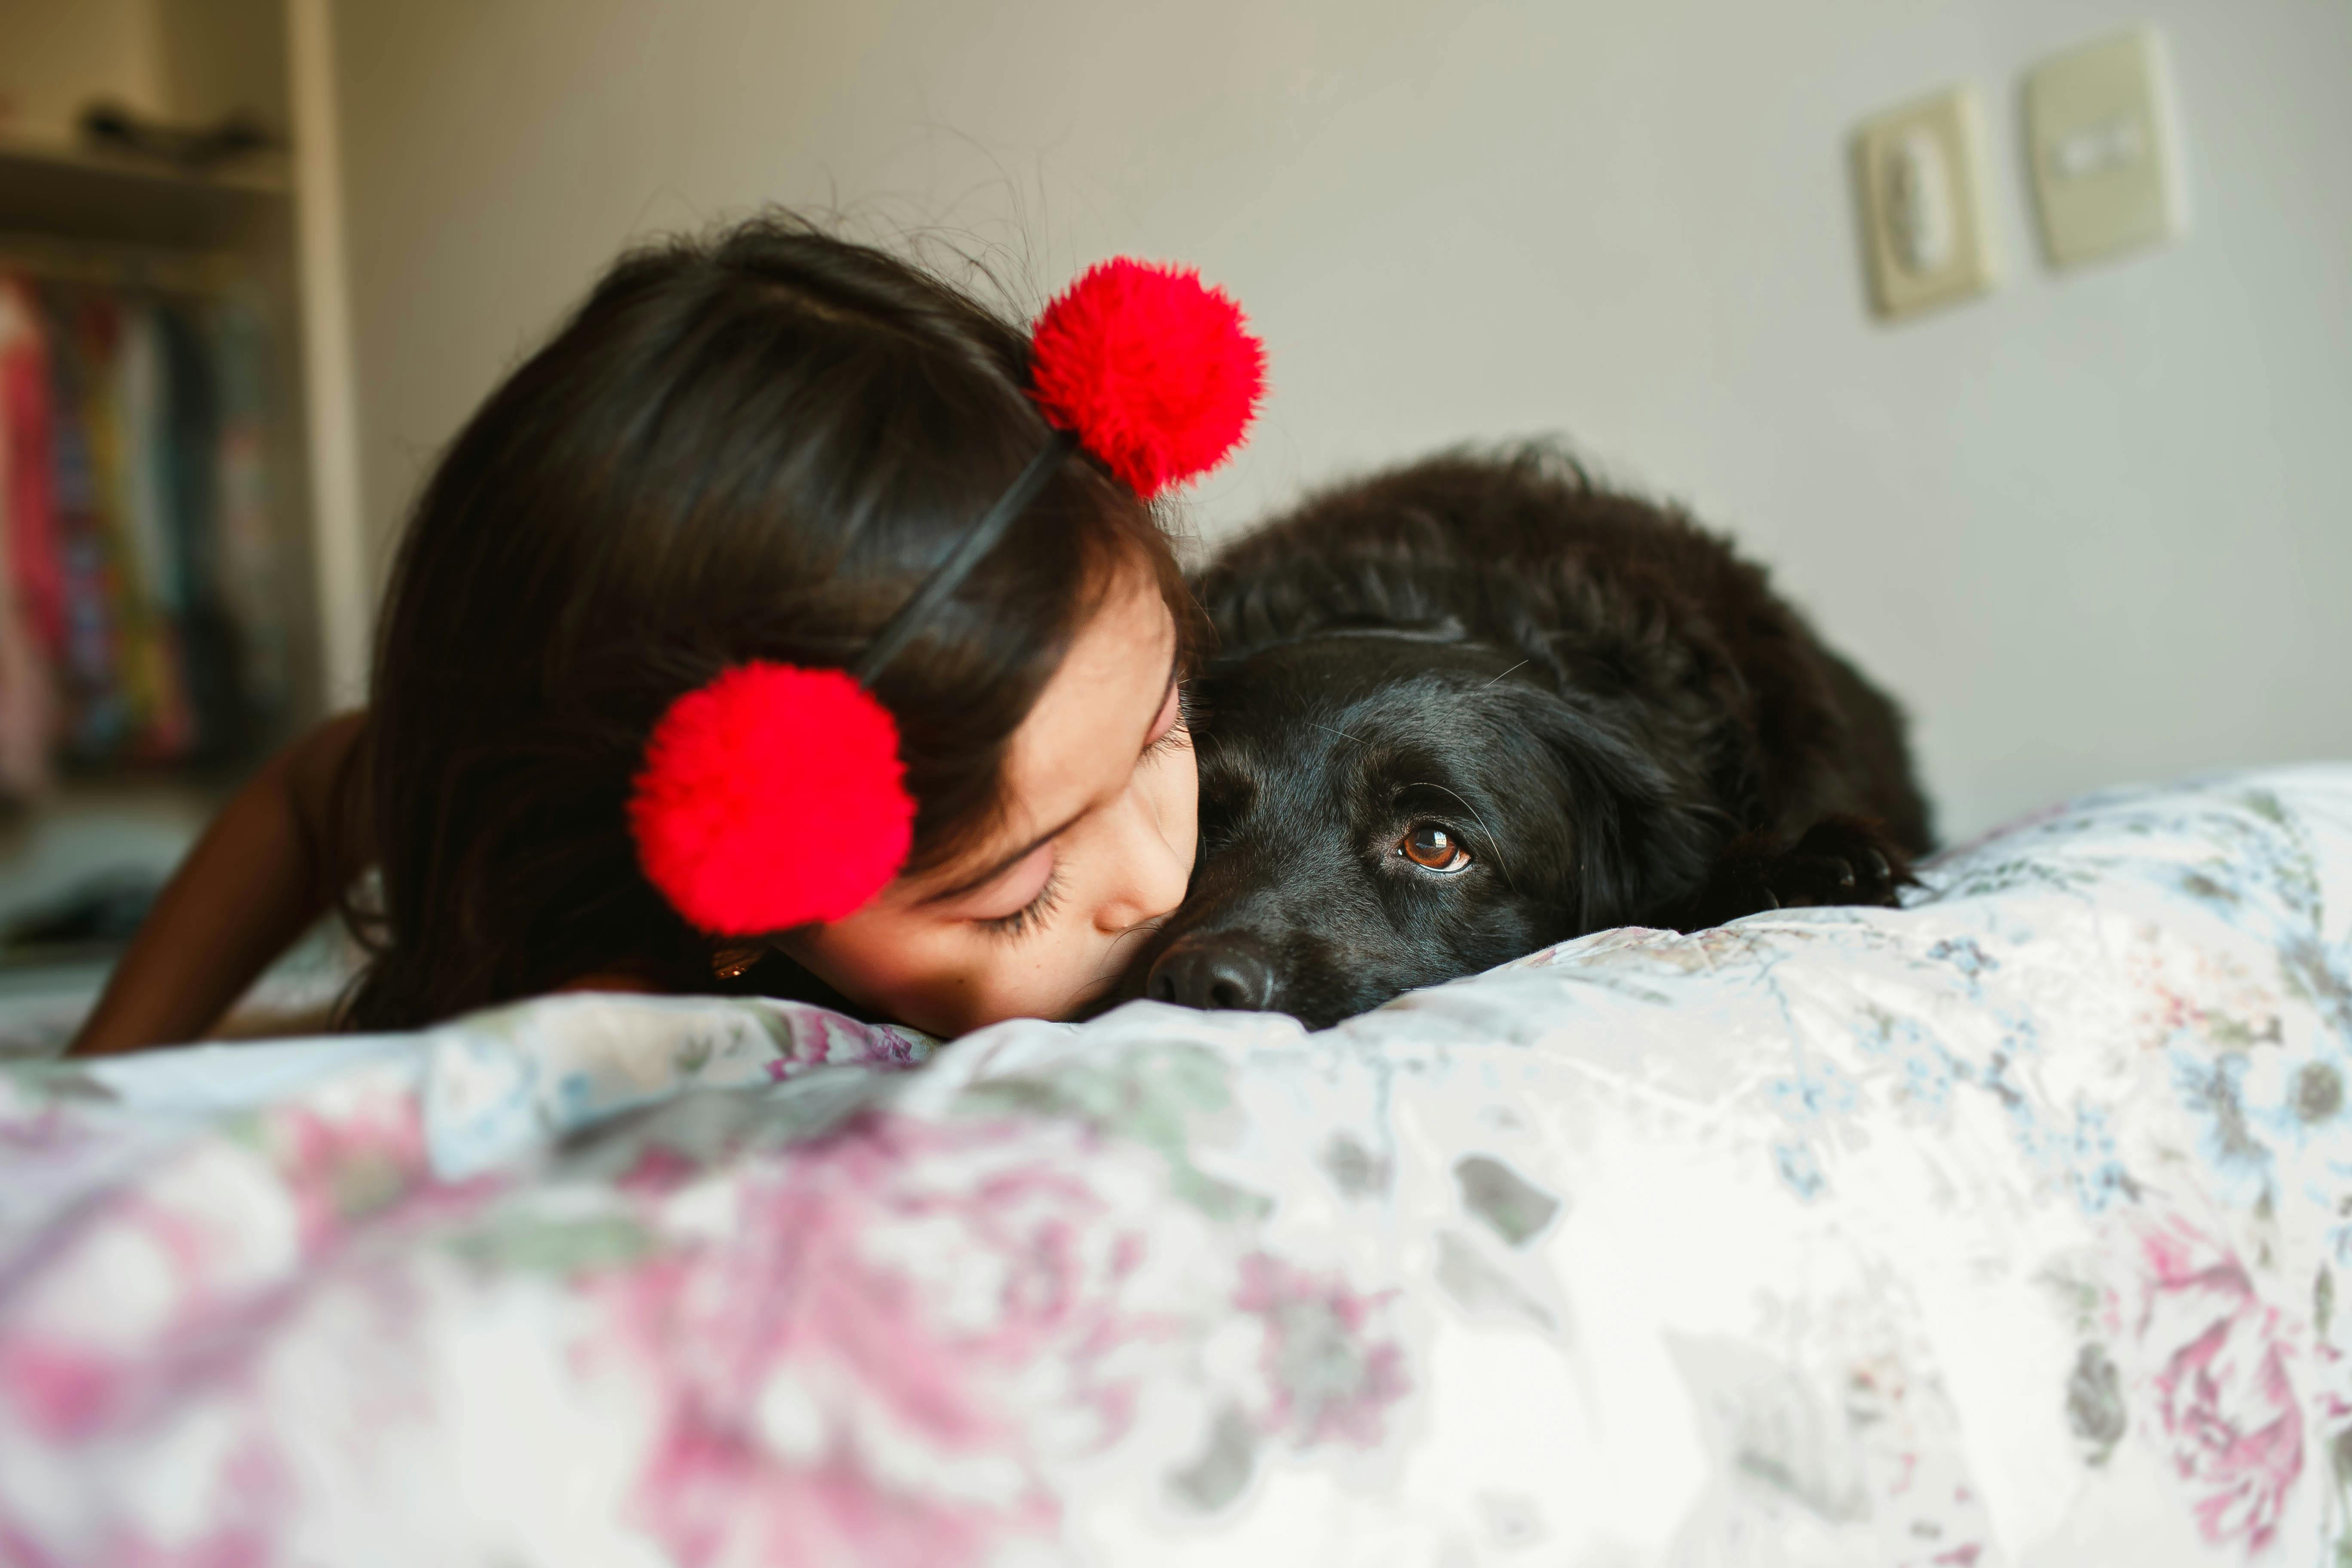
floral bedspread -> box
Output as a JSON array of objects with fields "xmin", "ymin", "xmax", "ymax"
[{"xmin": 4, "ymin": 766, "xmax": 2351, "ymax": 1566}]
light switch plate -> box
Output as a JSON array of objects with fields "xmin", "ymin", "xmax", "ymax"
[
  {"xmin": 2024, "ymin": 28, "xmax": 2185, "ymax": 269},
  {"xmin": 1853, "ymin": 85, "xmax": 2000, "ymax": 321}
]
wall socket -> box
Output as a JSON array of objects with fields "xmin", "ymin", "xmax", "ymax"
[
  {"xmin": 2024, "ymin": 28, "xmax": 2186, "ymax": 269},
  {"xmin": 1853, "ymin": 85, "xmax": 2001, "ymax": 322}
]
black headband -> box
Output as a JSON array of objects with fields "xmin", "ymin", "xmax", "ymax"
[{"xmin": 850, "ymin": 429, "xmax": 1081, "ymax": 687}]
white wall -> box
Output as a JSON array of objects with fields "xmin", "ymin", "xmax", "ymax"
[{"xmin": 328, "ymin": 0, "xmax": 2352, "ymax": 840}]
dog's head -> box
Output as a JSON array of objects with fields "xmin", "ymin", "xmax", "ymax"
[{"xmin": 1125, "ymin": 630, "xmax": 1715, "ymax": 1028}]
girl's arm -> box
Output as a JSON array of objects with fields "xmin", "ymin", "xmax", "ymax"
[{"xmin": 65, "ymin": 712, "xmax": 373, "ymax": 1057}]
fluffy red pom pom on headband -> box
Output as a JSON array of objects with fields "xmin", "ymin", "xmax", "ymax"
[{"xmin": 629, "ymin": 260, "xmax": 1266, "ymax": 936}]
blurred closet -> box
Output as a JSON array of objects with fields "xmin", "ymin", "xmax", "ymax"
[{"xmin": 0, "ymin": 0, "xmax": 361, "ymax": 1040}]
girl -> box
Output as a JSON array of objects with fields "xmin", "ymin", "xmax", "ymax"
[{"xmin": 67, "ymin": 216, "xmax": 1264, "ymax": 1054}]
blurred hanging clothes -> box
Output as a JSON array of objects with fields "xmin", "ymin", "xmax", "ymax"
[
  {"xmin": 40, "ymin": 290, "xmax": 131, "ymax": 761},
  {"xmin": 48, "ymin": 291, "xmax": 190, "ymax": 763},
  {"xmin": 0, "ymin": 283, "xmax": 56, "ymax": 799},
  {"xmin": 116, "ymin": 304, "xmax": 181, "ymax": 616},
  {"xmin": 210, "ymin": 295, "xmax": 289, "ymax": 717},
  {"xmin": 2, "ymin": 266, "xmax": 284, "ymax": 782},
  {"xmin": 158, "ymin": 303, "xmax": 247, "ymax": 761},
  {"xmin": 1, "ymin": 280, "xmax": 65, "ymax": 659},
  {"xmin": 0, "ymin": 544, "xmax": 47, "ymax": 801},
  {"xmin": 104, "ymin": 297, "xmax": 196, "ymax": 760}
]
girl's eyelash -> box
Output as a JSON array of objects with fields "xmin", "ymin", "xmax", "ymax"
[
  {"xmin": 980, "ymin": 686, "xmax": 1182, "ymax": 942},
  {"xmin": 977, "ymin": 861, "xmax": 1065, "ymax": 940},
  {"xmin": 1147, "ymin": 716, "xmax": 1191, "ymax": 759},
  {"xmin": 1145, "ymin": 685, "xmax": 1193, "ymax": 759}
]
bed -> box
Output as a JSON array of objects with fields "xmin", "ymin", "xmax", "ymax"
[{"xmin": 3, "ymin": 766, "xmax": 2349, "ymax": 1565}]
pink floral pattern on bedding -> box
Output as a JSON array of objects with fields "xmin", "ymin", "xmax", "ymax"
[
  {"xmin": 0, "ymin": 767, "xmax": 2350, "ymax": 1564},
  {"xmin": 2126, "ymin": 1214, "xmax": 2306, "ymax": 1553},
  {"xmin": 601, "ymin": 1112, "xmax": 1166, "ymax": 1567}
]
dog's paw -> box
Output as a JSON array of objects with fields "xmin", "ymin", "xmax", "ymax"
[
  {"xmin": 1767, "ymin": 816, "xmax": 1913, "ymax": 910},
  {"xmin": 1673, "ymin": 815, "xmax": 1915, "ymax": 929}
]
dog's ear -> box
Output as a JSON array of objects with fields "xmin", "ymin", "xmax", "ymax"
[{"xmin": 1501, "ymin": 688, "xmax": 1720, "ymax": 931}]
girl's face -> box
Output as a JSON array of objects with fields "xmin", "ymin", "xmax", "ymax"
[{"xmin": 779, "ymin": 563, "xmax": 1197, "ymax": 1036}]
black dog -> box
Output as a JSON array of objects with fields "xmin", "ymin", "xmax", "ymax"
[{"xmin": 1128, "ymin": 445, "xmax": 1933, "ymax": 1029}]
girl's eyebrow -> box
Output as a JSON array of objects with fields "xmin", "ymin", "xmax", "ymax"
[{"xmin": 919, "ymin": 653, "xmax": 1181, "ymax": 907}]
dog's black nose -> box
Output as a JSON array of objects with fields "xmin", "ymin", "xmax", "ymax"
[{"xmin": 1147, "ymin": 935, "xmax": 1277, "ymax": 1011}]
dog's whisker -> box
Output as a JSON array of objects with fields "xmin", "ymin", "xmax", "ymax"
[
  {"xmin": 1406, "ymin": 779, "xmax": 1521, "ymax": 897},
  {"xmin": 1068, "ymin": 915, "xmax": 1173, "ymax": 1011},
  {"xmin": 1482, "ymin": 659, "xmax": 1531, "ymax": 686},
  {"xmin": 1310, "ymin": 722, "xmax": 1371, "ymax": 747}
]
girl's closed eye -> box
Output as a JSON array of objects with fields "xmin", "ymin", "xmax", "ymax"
[
  {"xmin": 953, "ymin": 840, "xmax": 1060, "ymax": 936},
  {"xmin": 977, "ymin": 860, "xmax": 1064, "ymax": 940},
  {"xmin": 973, "ymin": 678, "xmax": 1178, "ymax": 945},
  {"xmin": 1143, "ymin": 681, "xmax": 1190, "ymax": 760}
]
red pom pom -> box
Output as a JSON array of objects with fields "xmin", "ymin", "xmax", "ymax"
[
  {"xmin": 1030, "ymin": 258, "xmax": 1266, "ymax": 499},
  {"xmin": 629, "ymin": 663, "xmax": 914, "ymax": 935}
]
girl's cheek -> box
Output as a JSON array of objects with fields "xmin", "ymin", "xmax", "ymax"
[
  {"xmin": 1152, "ymin": 744, "xmax": 1201, "ymax": 849},
  {"xmin": 980, "ymin": 932, "xmax": 1089, "ymax": 1028}
]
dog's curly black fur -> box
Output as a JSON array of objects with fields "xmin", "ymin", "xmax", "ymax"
[{"xmin": 1123, "ymin": 444, "xmax": 1934, "ymax": 1028}]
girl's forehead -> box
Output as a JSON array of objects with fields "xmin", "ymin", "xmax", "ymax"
[{"xmin": 998, "ymin": 573, "xmax": 1177, "ymax": 820}]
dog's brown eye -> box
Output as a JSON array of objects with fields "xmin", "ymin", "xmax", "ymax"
[{"xmin": 1399, "ymin": 824, "xmax": 1470, "ymax": 873}]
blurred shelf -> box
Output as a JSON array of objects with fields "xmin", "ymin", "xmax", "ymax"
[
  {"xmin": 0, "ymin": 781, "xmax": 216, "ymax": 936},
  {"xmin": 0, "ymin": 941, "xmax": 125, "ymax": 976},
  {"xmin": 0, "ymin": 776, "xmax": 238, "ymax": 855},
  {"xmin": 0, "ymin": 131, "xmax": 287, "ymax": 249},
  {"xmin": 16, "ymin": 772, "xmax": 242, "ymax": 812}
]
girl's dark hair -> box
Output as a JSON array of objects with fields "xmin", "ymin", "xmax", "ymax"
[{"xmin": 340, "ymin": 215, "xmax": 1189, "ymax": 1031}]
